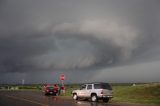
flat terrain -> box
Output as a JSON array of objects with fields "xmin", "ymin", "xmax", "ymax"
[
  {"xmin": 0, "ymin": 91, "xmax": 159, "ymax": 106},
  {"xmin": 111, "ymin": 84, "xmax": 160, "ymax": 104},
  {"xmin": 64, "ymin": 83, "xmax": 160, "ymax": 104}
]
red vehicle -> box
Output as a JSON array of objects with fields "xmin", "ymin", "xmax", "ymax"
[{"xmin": 43, "ymin": 84, "xmax": 59, "ymax": 96}]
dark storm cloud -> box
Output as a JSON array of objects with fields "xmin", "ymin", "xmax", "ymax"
[
  {"xmin": 0, "ymin": 0, "xmax": 160, "ymax": 83},
  {"xmin": 0, "ymin": 20, "xmax": 139, "ymax": 72},
  {"xmin": 0, "ymin": 32, "xmax": 57, "ymax": 72}
]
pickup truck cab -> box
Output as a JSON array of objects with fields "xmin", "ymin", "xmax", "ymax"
[{"xmin": 72, "ymin": 82, "xmax": 113, "ymax": 102}]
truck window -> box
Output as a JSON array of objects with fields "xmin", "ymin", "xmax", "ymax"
[
  {"xmin": 94, "ymin": 84, "xmax": 101, "ymax": 89},
  {"xmin": 47, "ymin": 87, "xmax": 54, "ymax": 90},
  {"xmin": 101, "ymin": 83, "xmax": 112, "ymax": 90},
  {"xmin": 94, "ymin": 83, "xmax": 112, "ymax": 90},
  {"xmin": 80, "ymin": 85, "xmax": 86, "ymax": 90},
  {"xmin": 87, "ymin": 85, "xmax": 92, "ymax": 90}
]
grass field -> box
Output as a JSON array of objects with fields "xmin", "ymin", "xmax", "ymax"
[
  {"xmin": 111, "ymin": 83, "xmax": 160, "ymax": 104},
  {"xmin": 1, "ymin": 83, "xmax": 160, "ymax": 104}
]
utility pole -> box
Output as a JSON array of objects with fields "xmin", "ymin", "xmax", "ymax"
[{"xmin": 22, "ymin": 79, "xmax": 25, "ymax": 89}]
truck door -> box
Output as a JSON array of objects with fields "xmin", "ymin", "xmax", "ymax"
[
  {"xmin": 78, "ymin": 84, "xmax": 87, "ymax": 97},
  {"xmin": 86, "ymin": 84, "xmax": 92, "ymax": 97}
]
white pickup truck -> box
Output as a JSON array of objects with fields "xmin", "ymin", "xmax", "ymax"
[{"xmin": 72, "ymin": 82, "xmax": 113, "ymax": 102}]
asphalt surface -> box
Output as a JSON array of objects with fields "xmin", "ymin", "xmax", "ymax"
[{"xmin": 0, "ymin": 91, "xmax": 157, "ymax": 106}]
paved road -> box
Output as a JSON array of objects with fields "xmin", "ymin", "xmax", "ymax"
[{"xmin": 0, "ymin": 91, "xmax": 157, "ymax": 106}]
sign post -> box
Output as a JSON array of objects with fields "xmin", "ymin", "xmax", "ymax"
[{"xmin": 60, "ymin": 74, "xmax": 65, "ymax": 95}]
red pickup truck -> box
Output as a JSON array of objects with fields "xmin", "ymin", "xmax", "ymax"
[{"xmin": 43, "ymin": 84, "xmax": 59, "ymax": 96}]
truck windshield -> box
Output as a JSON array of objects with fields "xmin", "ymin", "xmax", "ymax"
[{"xmin": 48, "ymin": 87, "xmax": 54, "ymax": 90}]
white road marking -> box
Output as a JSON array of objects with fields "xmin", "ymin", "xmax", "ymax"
[{"xmin": 5, "ymin": 95, "xmax": 49, "ymax": 106}]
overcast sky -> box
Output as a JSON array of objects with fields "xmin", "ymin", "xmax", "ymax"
[{"xmin": 0, "ymin": 0, "xmax": 160, "ymax": 84}]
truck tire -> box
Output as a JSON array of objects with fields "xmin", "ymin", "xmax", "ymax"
[
  {"xmin": 73, "ymin": 94, "xmax": 78, "ymax": 100},
  {"xmin": 91, "ymin": 94, "xmax": 97, "ymax": 102}
]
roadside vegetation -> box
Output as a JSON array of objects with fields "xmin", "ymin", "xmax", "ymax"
[
  {"xmin": 111, "ymin": 83, "xmax": 160, "ymax": 104},
  {"xmin": 0, "ymin": 84, "xmax": 41, "ymax": 90},
  {"xmin": 0, "ymin": 83, "xmax": 160, "ymax": 104}
]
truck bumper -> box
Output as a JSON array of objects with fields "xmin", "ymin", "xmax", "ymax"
[{"xmin": 98, "ymin": 95, "xmax": 113, "ymax": 99}]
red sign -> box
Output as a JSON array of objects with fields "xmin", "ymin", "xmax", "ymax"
[{"xmin": 60, "ymin": 74, "xmax": 65, "ymax": 81}]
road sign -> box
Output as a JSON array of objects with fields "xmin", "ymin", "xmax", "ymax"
[{"xmin": 60, "ymin": 74, "xmax": 65, "ymax": 81}]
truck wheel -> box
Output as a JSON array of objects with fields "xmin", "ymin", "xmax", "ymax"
[
  {"xmin": 103, "ymin": 98, "xmax": 109, "ymax": 103},
  {"xmin": 91, "ymin": 94, "xmax": 97, "ymax": 102},
  {"xmin": 73, "ymin": 94, "xmax": 78, "ymax": 100}
]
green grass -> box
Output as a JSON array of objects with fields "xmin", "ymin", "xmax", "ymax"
[
  {"xmin": 111, "ymin": 83, "xmax": 160, "ymax": 104},
  {"xmin": 0, "ymin": 85, "xmax": 42, "ymax": 91}
]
